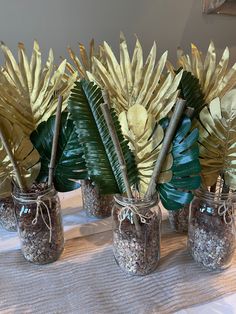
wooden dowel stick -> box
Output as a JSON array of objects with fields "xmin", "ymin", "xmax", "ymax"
[
  {"xmin": 0, "ymin": 126, "xmax": 26, "ymax": 191},
  {"xmin": 100, "ymin": 101, "xmax": 141, "ymax": 235},
  {"xmin": 145, "ymin": 98, "xmax": 186, "ymax": 198},
  {"xmin": 48, "ymin": 95, "xmax": 63, "ymax": 187}
]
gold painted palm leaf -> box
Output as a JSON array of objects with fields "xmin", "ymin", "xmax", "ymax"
[
  {"xmin": 67, "ymin": 39, "xmax": 105, "ymax": 80},
  {"xmin": 173, "ymin": 42, "xmax": 236, "ymax": 104},
  {"xmin": 0, "ymin": 117, "xmax": 40, "ymax": 197},
  {"xmin": 87, "ymin": 34, "xmax": 182, "ymax": 120},
  {"xmin": 0, "ymin": 41, "xmax": 77, "ymax": 135},
  {"xmin": 86, "ymin": 35, "xmax": 182, "ymax": 192},
  {"xmin": 119, "ymin": 104, "xmax": 172, "ymax": 194},
  {"xmin": 196, "ymin": 89, "xmax": 236, "ymax": 188}
]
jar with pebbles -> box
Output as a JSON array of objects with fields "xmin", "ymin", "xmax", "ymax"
[
  {"xmin": 81, "ymin": 179, "xmax": 114, "ymax": 218},
  {"xmin": 112, "ymin": 195, "xmax": 161, "ymax": 276},
  {"xmin": 188, "ymin": 188, "xmax": 236, "ymax": 270},
  {"xmin": 13, "ymin": 184, "xmax": 64, "ymax": 264},
  {"xmin": 0, "ymin": 196, "xmax": 17, "ymax": 231},
  {"xmin": 168, "ymin": 205, "xmax": 189, "ymax": 233}
]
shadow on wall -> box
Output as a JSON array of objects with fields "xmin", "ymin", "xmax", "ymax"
[{"xmin": 179, "ymin": 0, "xmax": 236, "ymax": 64}]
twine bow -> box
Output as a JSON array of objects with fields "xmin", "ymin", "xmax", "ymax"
[
  {"xmin": 13, "ymin": 192, "xmax": 53, "ymax": 243},
  {"xmin": 115, "ymin": 198, "xmax": 152, "ymax": 232},
  {"xmin": 218, "ymin": 199, "xmax": 235, "ymax": 225}
]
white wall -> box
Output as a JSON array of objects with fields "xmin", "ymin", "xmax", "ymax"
[{"xmin": 0, "ymin": 0, "xmax": 235, "ymax": 65}]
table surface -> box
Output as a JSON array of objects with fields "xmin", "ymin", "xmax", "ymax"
[{"xmin": 0, "ymin": 190, "xmax": 236, "ymax": 314}]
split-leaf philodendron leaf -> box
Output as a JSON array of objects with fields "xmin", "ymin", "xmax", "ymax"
[
  {"xmin": 196, "ymin": 89, "xmax": 236, "ymax": 189},
  {"xmin": 30, "ymin": 112, "xmax": 88, "ymax": 192},
  {"xmin": 68, "ymin": 80, "xmax": 138, "ymax": 194},
  {"xmin": 158, "ymin": 116, "xmax": 201, "ymax": 210}
]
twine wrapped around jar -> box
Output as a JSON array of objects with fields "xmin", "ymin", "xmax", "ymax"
[
  {"xmin": 13, "ymin": 190, "xmax": 53, "ymax": 242},
  {"xmin": 188, "ymin": 188, "xmax": 236, "ymax": 270},
  {"xmin": 13, "ymin": 185, "xmax": 64, "ymax": 264},
  {"xmin": 112, "ymin": 195, "xmax": 161, "ymax": 276}
]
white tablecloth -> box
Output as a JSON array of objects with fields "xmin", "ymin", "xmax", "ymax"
[{"xmin": 0, "ymin": 190, "xmax": 236, "ymax": 314}]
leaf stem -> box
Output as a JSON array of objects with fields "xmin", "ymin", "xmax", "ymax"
[
  {"xmin": 145, "ymin": 98, "xmax": 186, "ymax": 198},
  {"xmin": 0, "ymin": 124, "xmax": 26, "ymax": 191},
  {"xmin": 48, "ymin": 95, "xmax": 63, "ymax": 187}
]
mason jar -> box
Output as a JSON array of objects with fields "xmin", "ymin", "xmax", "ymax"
[
  {"xmin": 188, "ymin": 188, "xmax": 236, "ymax": 270},
  {"xmin": 81, "ymin": 179, "xmax": 114, "ymax": 218},
  {"xmin": 0, "ymin": 196, "xmax": 17, "ymax": 231},
  {"xmin": 13, "ymin": 185, "xmax": 64, "ymax": 264},
  {"xmin": 112, "ymin": 195, "xmax": 161, "ymax": 276},
  {"xmin": 168, "ymin": 205, "xmax": 189, "ymax": 233}
]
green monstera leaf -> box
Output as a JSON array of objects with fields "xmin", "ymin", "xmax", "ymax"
[
  {"xmin": 158, "ymin": 116, "xmax": 201, "ymax": 210},
  {"xmin": 30, "ymin": 112, "xmax": 87, "ymax": 192},
  {"xmin": 68, "ymin": 80, "xmax": 138, "ymax": 194}
]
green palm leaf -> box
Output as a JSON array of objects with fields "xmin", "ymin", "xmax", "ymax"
[
  {"xmin": 68, "ymin": 80, "xmax": 138, "ymax": 194},
  {"xmin": 30, "ymin": 112, "xmax": 87, "ymax": 192},
  {"xmin": 177, "ymin": 69, "xmax": 206, "ymax": 117},
  {"xmin": 158, "ymin": 116, "xmax": 201, "ymax": 210},
  {"xmin": 196, "ymin": 89, "xmax": 236, "ymax": 189}
]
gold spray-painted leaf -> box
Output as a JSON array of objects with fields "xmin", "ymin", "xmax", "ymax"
[
  {"xmin": 175, "ymin": 41, "xmax": 236, "ymax": 104},
  {"xmin": 0, "ymin": 117, "xmax": 40, "ymax": 197},
  {"xmin": 196, "ymin": 89, "xmax": 236, "ymax": 188},
  {"xmin": 0, "ymin": 41, "xmax": 76, "ymax": 135},
  {"xmin": 119, "ymin": 104, "xmax": 173, "ymax": 195}
]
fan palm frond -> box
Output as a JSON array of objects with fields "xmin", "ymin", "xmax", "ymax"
[
  {"xmin": 87, "ymin": 34, "xmax": 182, "ymax": 120},
  {"xmin": 67, "ymin": 39, "xmax": 105, "ymax": 80},
  {"xmin": 0, "ymin": 41, "xmax": 77, "ymax": 135},
  {"xmin": 170, "ymin": 42, "xmax": 236, "ymax": 104}
]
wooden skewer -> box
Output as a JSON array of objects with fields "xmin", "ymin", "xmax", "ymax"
[
  {"xmin": 145, "ymin": 98, "xmax": 186, "ymax": 198},
  {"xmin": 48, "ymin": 95, "xmax": 63, "ymax": 187},
  {"xmin": 0, "ymin": 124, "xmax": 26, "ymax": 191},
  {"xmin": 100, "ymin": 97, "xmax": 141, "ymax": 236}
]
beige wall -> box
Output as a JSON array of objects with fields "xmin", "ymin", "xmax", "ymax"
[{"xmin": 0, "ymin": 0, "xmax": 235, "ymax": 65}]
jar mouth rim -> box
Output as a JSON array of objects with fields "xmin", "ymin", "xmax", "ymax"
[
  {"xmin": 12, "ymin": 186, "xmax": 56, "ymax": 198},
  {"xmin": 114, "ymin": 194, "xmax": 157, "ymax": 207}
]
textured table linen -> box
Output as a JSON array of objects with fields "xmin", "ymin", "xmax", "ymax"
[{"xmin": 0, "ymin": 191, "xmax": 236, "ymax": 314}]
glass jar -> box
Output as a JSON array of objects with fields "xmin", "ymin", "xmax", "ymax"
[
  {"xmin": 112, "ymin": 195, "xmax": 161, "ymax": 276},
  {"xmin": 0, "ymin": 196, "xmax": 17, "ymax": 231},
  {"xmin": 168, "ymin": 205, "xmax": 189, "ymax": 233},
  {"xmin": 81, "ymin": 179, "xmax": 114, "ymax": 218},
  {"xmin": 188, "ymin": 188, "xmax": 236, "ymax": 270},
  {"xmin": 13, "ymin": 185, "xmax": 64, "ymax": 264}
]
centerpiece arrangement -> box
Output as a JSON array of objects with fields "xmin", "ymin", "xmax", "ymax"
[
  {"xmin": 67, "ymin": 34, "xmax": 201, "ymax": 275},
  {"xmin": 0, "ymin": 41, "xmax": 79, "ymax": 263},
  {"xmin": 166, "ymin": 42, "xmax": 236, "ymax": 234},
  {"xmin": 66, "ymin": 39, "xmax": 115, "ymax": 217},
  {"xmin": 168, "ymin": 42, "xmax": 236, "ymax": 269},
  {"xmin": 0, "ymin": 41, "xmax": 76, "ymax": 232}
]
